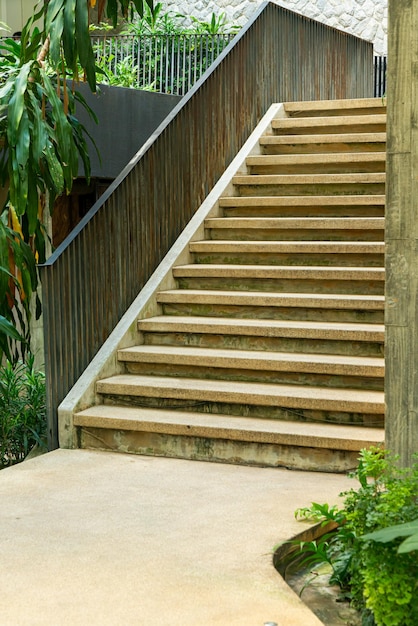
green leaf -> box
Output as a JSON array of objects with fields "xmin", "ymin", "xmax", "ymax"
[
  {"xmin": 0, "ymin": 314, "xmax": 25, "ymax": 342},
  {"xmin": 49, "ymin": 6, "xmax": 64, "ymax": 66},
  {"xmin": 63, "ymin": 0, "xmax": 77, "ymax": 69},
  {"xmin": 398, "ymin": 534, "xmax": 418, "ymax": 553},
  {"xmin": 75, "ymin": 0, "xmax": 97, "ymax": 91},
  {"xmin": 19, "ymin": 4, "xmax": 43, "ymax": 55},
  {"xmin": 132, "ymin": 0, "xmax": 145, "ymax": 17},
  {"xmin": 0, "ymin": 79, "xmax": 15, "ymax": 101},
  {"xmin": 107, "ymin": 0, "xmax": 119, "ymax": 26},
  {"xmin": 363, "ymin": 518, "xmax": 418, "ymax": 554},
  {"xmin": 363, "ymin": 519, "xmax": 418, "ymax": 544},
  {"xmin": 16, "ymin": 108, "xmax": 30, "ymax": 170},
  {"xmin": 26, "ymin": 163, "xmax": 39, "ymax": 236},
  {"xmin": 27, "ymin": 90, "xmax": 48, "ymax": 167},
  {"xmin": 7, "ymin": 61, "xmax": 32, "ymax": 146},
  {"xmin": 73, "ymin": 89, "xmax": 99, "ymax": 125},
  {"xmin": 45, "ymin": 0, "xmax": 65, "ymax": 34},
  {"xmin": 0, "ymin": 223, "xmax": 10, "ymax": 302},
  {"xmin": 23, "ymin": 29, "xmax": 43, "ymax": 62},
  {"xmin": 43, "ymin": 141, "xmax": 64, "ymax": 195},
  {"xmin": 40, "ymin": 70, "xmax": 74, "ymax": 182}
]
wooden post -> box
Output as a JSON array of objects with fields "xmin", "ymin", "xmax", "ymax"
[{"xmin": 385, "ymin": 0, "xmax": 418, "ymax": 465}]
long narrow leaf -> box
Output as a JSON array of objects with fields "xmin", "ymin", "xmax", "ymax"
[
  {"xmin": 16, "ymin": 109, "xmax": 30, "ymax": 170},
  {"xmin": 0, "ymin": 223, "xmax": 10, "ymax": 301},
  {"xmin": 43, "ymin": 143, "xmax": 64, "ymax": 195},
  {"xmin": 40, "ymin": 70, "xmax": 73, "ymax": 174},
  {"xmin": 7, "ymin": 62, "xmax": 32, "ymax": 146},
  {"xmin": 26, "ymin": 163, "xmax": 40, "ymax": 236},
  {"xmin": 45, "ymin": 0, "xmax": 65, "ymax": 34},
  {"xmin": 63, "ymin": 0, "xmax": 77, "ymax": 69},
  {"xmin": 27, "ymin": 90, "xmax": 48, "ymax": 167},
  {"xmin": 75, "ymin": 0, "xmax": 97, "ymax": 91},
  {"xmin": 0, "ymin": 314, "xmax": 25, "ymax": 342},
  {"xmin": 49, "ymin": 8, "xmax": 64, "ymax": 66}
]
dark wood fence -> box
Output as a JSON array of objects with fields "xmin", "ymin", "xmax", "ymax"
[{"xmin": 39, "ymin": 1, "xmax": 374, "ymax": 449}]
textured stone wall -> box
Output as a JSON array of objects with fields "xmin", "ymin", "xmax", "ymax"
[{"xmin": 166, "ymin": 0, "xmax": 387, "ymax": 55}]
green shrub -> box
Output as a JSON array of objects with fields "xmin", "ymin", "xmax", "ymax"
[
  {"xmin": 0, "ymin": 355, "xmax": 46, "ymax": 468},
  {"xmin": 293, "ymin": 448, "xmax": 418, "ymax": 626}
]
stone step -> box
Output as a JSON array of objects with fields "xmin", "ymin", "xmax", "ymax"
[
  {"xmin": 173, "ymin": 264, "xmax": 384, "ymax": 295},
  {"xmin": 157, "ymin": 289, "xmax": 384, "ymax": 323},
  {"xmin": 173, "ymin": 264, "xmax": 384, "ymax": 281},
  {"xmin": 246, "ymin": 152, "xmax": 386, "ymax": 174},
  {"xmin": 190, "ymin": 240, "xmax": 384, "ymax": 267},
  {"xmin": 205, "ymin": 216, "xmax": 384, "ymax": 241},
  {"xmin": 206, "ymin": 217, "xmax": 385, "ymax": 229},
  {"xmin": 138, "ymin": 315, "xmax": 384, "ymax": 343},
  {"xmin": 232, "ymin": 173, "xmax": 385, "ymax": 196},
  {"xmin": 158, "ymin": 289, "xmax": 384, "ymax": 309},
  {"xmin": 139, "ymin": 316, "xmax": 385, "ymax": 358},
  {"xmin": 119, "ymin": 345, "xmax": 384, "ymax": 378},
  {"xmin": 283, "ymin": 98, "xmax": 386, "ymax": 117},
  {"xmin": 96, "ymin": 374, "xmax": 385, "ymax": 415},
  {"xmin": 219, "ymin": 195, "xmax": 385, "ymax": 218},
  {"xmin": 259, "ymin": 133, "xmax": 386, "ymax": 155},
  {"xmin": 74, "ymin": 404, "xmax": 385, "ymax": 472},
  {"xmin": 271, "ymin": 114, "xmax": 386, "ymax": 135}
]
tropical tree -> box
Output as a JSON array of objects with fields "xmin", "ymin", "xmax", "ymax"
[{"xmin": 0, "ymin": 0, "xmax": 152, "ymax": 361}]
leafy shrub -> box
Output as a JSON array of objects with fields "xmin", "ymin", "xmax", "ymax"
[
  {"xmin": 90, "ymin": 4, "xmax": 239, "ymax": 94},
  {"xmin": 293, "ymin": 448, "xmax": 418, "ymax": 626},
  {"xmin": 0, "ymin": 355, "xmax": 46, "ymax": 468}
]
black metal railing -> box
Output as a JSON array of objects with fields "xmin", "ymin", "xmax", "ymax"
[
  {"xmin": 374, "ymin": 55, "xmax": 387, "ymax": 97},
  {"xmin": 91, "ymin": 33, "xmax": 234, "ymax": 95},
  {"xmin": 39, "ymin": 1, "xmax": 374, "ymax": 448}
]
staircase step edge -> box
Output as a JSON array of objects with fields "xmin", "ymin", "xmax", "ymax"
[
  {"xmin": 74, "ymin": 406, "xmax": 385, "ymax": 451},
  {"xmin": 137, "ymin": 316, "xmax": 385, "ymax": 340},
  {"xmin": 118, "ymin": 346, "xmax": 384, "ymax": 376},
  {"xmin": 96, "ymin": 375, "xmax": 385, "ymax": 413}
]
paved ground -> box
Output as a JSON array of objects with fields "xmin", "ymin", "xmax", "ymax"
[{"xmin": 0, "ymin": 449, "xmax": 353, "ymax": 625}]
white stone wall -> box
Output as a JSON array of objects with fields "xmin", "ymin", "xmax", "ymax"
[{"xmin": 166, "ymin": 0, "xmax": 387, "ymax": 55}]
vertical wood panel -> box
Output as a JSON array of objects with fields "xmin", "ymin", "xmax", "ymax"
[{"xmin": 386, "ymin": 0, "xmax": 418, "ymax": 465}]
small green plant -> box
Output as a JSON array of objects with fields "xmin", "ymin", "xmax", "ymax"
[
  {"xmin": 123, "ymin": 3, "xmax": 185, "ymax": 35},
  {"xmin": 96, "ymin": 54, "xmax": 140, "ymax": 88},
  {"xmin": 189, "ymin": 12, "xmax": 240, "ymax": 35},
  {"xmin": 0, "ymin": 354, "xmax": 46, "ymax": 467},
  {"xmin": 290, "ymin": 448, "xmax": 418, "ymax": 626}
]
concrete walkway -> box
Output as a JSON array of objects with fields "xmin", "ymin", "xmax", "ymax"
[{"xmin": 0, "ymin": 449, "xmax": 353, "ymax": 625}]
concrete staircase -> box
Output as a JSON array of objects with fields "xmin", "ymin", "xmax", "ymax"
[{"xmin": 74, "ymin": 98, "xmax": 385, "ymax": 472}]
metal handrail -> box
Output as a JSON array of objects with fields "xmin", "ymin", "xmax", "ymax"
[{"xmin": 39, "ymin": 1, "xmax": 373, "ymax": 448}]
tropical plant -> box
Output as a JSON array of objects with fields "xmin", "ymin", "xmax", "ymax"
[
  {"xmin": 100, "ymin": 5, "xmax": 238, "ymax": 95},
  {"xmin": 122, "ymin": 3, "xmax": 186, "ymax": 35},
  {"xmin": 0, "ymin": 0, "xmax": 153, "ymax": 360},
  {"xmin": 95, "ymin": 53, "xmax": 140, "ymax": 87},
  {"xmin": 189, "ymin": 12, "xmax": 240, "ymax": 35},
  {"xmin": 0, "ymin": 354, "xmax": 46, "ymax": 467},
  {"xmin": 290, "ymin": 448, "xmax": 418, "ymax": 626}
]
